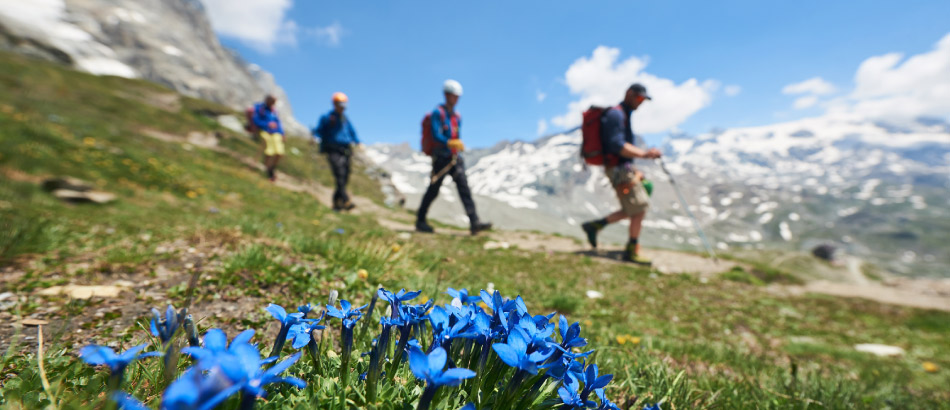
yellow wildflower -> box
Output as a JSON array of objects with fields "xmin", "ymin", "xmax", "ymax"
[
  {"xmin": 391, "ymin": 244, "xmax": 401, "ymax": 253},
  {"xmin": 357, "ymin": 269, "xmax": 369, "ymax": 280},
  {"xmin": 186, "ymin": 190, "xmax": 198, "ymax": 199},
  {"xmin": 311, "ymin": 219, "xmax": 321, "ymax": 226},
  {"xmin": 83, "ymin": 137, "xmax": 96, "ymax": 146},
  {"xmin": 923, "ymin": 361, "xmax": 939, "ymax": 373}
]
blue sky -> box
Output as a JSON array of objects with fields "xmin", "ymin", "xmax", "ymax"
[{"xmin": 205, "ymin": 0, "xmax": 950, "ymax": 147}]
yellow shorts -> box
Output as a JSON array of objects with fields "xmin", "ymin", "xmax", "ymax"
[
  {"xmin": 260, "ymin": 131, "xmax": 285, "ymax": 156},
  {"xmin": 606, "ymin": 165, "xmax": 650, "ymax": 217}
]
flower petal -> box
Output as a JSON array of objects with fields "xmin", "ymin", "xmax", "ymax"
[
  {"xmin": 407, "ymin": 346, "xmax": 429, "ymax": 380},
  {"xmin": 427, "ymin": 347, "xmax": 447, "ymax": 375},
  {"xmin": 265, "ymin": 304, "xmax": 287, "ymax": 322},
  {"xmin": 231, "ymin": 329, "xmax": 255, "ymax": 347},
  {"xmin": 204, "ymin": 329, "xmax": 227, "ymax": 351},
  {"xmin": 491, "ymin": 343, "xmax": 520, "ymax": 368},
  {"xmin": 79, "ymin": 345, "xmax": 113, "ymax": 366}
]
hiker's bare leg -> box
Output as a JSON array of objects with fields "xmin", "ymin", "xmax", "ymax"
[
  {"xmin": 605, "ymin": 210, "xmax": 627, "ymax": 224},
  {"xmin": 628, "ymin": 211, "xmax": 645, "ymax": 238}
]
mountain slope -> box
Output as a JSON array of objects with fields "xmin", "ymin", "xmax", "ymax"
[{"xmin": 0, "ymin": 0, "xmax": 307, "ymax": 135}]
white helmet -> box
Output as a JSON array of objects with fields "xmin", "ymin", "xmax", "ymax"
[{"xmin": 443, "ymin": 79, "xmax": 463, "ymax": 96}]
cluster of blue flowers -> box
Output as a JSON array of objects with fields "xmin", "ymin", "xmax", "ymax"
[{"xmin": 78, "ymin": 287, "xmax": 660, "ymax": 410}]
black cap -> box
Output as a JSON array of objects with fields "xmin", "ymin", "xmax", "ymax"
[{"xmin": 628, "ymin": 83, "xmax": 651, "ymax": 100}]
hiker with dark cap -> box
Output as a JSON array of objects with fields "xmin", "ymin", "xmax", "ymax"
[
  {"xmin": 252, "ymin": 95, "xmax": 285, "ymax": 182},
  {"xmin": 314, "ymin": 92, "xmax": 361, "ymax": 211},
  {"xmin": 581, "ymin": 83, "xmax": 661, "ymax": 265},
  {"xmin": 415, "ymin": 79, "xmax": 492, "ymax": 235}
]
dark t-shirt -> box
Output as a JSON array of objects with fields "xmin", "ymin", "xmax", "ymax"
[{"xmin": 600, "ymin": 102, "xmax": 635, "ymax": 166}]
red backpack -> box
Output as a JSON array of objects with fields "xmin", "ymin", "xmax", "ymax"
[
  {"xmin": 421, "ymin": 106, "xmax": 460, "ymax": 156},
  {"xmin": 580, "ymin": 105, "xmax": 623, "ymax": 166}
]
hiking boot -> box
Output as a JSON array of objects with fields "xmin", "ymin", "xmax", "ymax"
[
  {"xmin": 470, "ymin": 221, "xmax": 492, "ymax": 236},
  {"xmin": 341, "ymin": 201, "xmax": 356, "ymax": 211},
  {"xmin": 581, "ymin": 222, "xmax": 600, "ymax": 249},
  {"xmin": 415, "ymin": 220, "xmax": 435, "ymax": 234},
  {"xmin": 622, "ymin": 243, "xmax": 652, "ymax": 266}
]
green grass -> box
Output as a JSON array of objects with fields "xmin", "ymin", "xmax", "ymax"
[{"xmin": 1, "ymin": 52, "xmax": 949, "ymax": 409}]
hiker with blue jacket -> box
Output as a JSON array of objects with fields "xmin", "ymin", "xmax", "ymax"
[
  {"xmin": 581, "ymin": 83, "xmax": 662, "ymax": 265},
  {"xmin": 314, "ymin": 92, "xmax": 361, "ymax": 211},
  {"xmin": 253, "ymin": 95, "xmax": 285, "ymax": 182},
  {"xmin": 415, "ymin": 80, "xmax": 492, "ymax": 235}
]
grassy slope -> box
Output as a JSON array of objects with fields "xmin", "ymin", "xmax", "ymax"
[{"xmin": 0, "ymin": 53, "xmax": 948, "ymax": 409}]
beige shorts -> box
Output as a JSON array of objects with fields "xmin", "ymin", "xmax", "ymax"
[
  {"xmin": 260, "ymin": 131, "xmax": 285, "ymax": 156},
  {"xmin": 607, "ymin": 165, "xmax": 650, "ymax": 217}
]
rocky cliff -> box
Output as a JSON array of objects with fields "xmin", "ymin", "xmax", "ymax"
[{"xmin": 0, "ymin": 0, "xmax": 307, "ymax": 135}]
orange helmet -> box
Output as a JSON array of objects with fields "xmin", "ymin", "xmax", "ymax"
[{"xmin": 332, "ymin": 92, "xmax": 348, "ymax": 103}]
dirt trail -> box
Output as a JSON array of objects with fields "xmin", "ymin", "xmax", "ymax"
[{"xmin": 140, "ymin": 130, "xmax": 950, "ymax": 312}]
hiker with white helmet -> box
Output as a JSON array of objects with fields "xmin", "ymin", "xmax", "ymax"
[
  {"xmin": 416, "ymin": 80, "xmax": 492, "ymax": 235},
  {"xmin": 314, "ymin": 92, "xmax": 361, "ymax": 211}
]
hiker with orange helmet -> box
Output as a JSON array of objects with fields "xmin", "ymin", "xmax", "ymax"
[
  {"xmin": 252, "ymin": 95, "xmax": 285, "ymax": 182},
  {"xmin": 314, "ymin": 92, "xmax": 361, "ymax": 211}
]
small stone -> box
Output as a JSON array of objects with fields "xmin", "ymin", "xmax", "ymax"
[
  {"xmin": 585, "ymin": 290, "xmax": 603, "ymax": 299},
  {"xmin": 22, "ymin": 319, "xmax": 49, "ymax": 326},
  {"xmin": 855, "ymin": 344, "xmax": 905, "ymax": 357}
]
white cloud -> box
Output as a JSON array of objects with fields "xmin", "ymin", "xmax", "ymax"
[
  {"xmin": 536, "ymin": 91, "xmax": 547, "ymax": 102},
  {"xmin": 782, "ymin": 77, "xmax": 836, "ymax": 95},
  {"xmin": 724, "ymin": 85, "xmax": 742, "ymax": 97},
  {"xmin": 307, "ymin": 22, "xmax": 345, "ymax": 47},
  {"xmin": 200, "ymin": 0, "xmax": 297, "ymax": 52},
  {"xmin": 537, "ymin": 119, "xmax": 548, "ymax": 136},
  {"xmin": 552, "ymin": 46, "xmax": 718, "ymax": 133},
  {"xmin": 792, "ymin": 95, "xmax": 819, "ymax": 110},
  {"xmin": 842, "ymin": 33, "xmax": 950, "ymax": 123}
]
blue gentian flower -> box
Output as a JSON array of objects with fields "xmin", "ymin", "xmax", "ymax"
[
  {"xmin": 446, "ymin": 288, "xmax": 480, "ymax": 304},
  {"xmin": 378, "ymin": 288, "xmax": 421, "ymax": 316},
  {"xmin": 595, "ymin": 388, "xmax": 622, "ymax": 410},
  {"xmin": 150, "ymin": 305, "xmax": 185, "ymax": 345},
  {"xmin": 265, "ymin": 304, "xmax": 304, "ymax": 357},
  {"xmin": 297, "ymin": 303, "xmax": 314, "ymax": 318},
  {"xmin": 286, "ymin": 315, "xmax": 326, "ymax": 349},
  {"xmin": 557, "ymin": 373, "xmax": 596, "ymax": 408},
  {"xmin": 642, "ymin": 404, "xmax": 661, "ymax": 410},
  {"xmin": 325, "ymin": 299, "xmax": 367, "ymax": 323},
  {"xmin": 162, "ymin": 365, "xmax": 244, "ymax": 410},
  {"xmin": 557, "ymin": 315, "xmax": 588, "ymax": 350},
  {"xmin": 408, "ymin": 346, "xmax": 476, "ymax": 386},
  {"xmin": 491, "ymin": 329, "xmax": 554, "ymax": 375},
  {"xmin": 223, "ymin": 343, "xmax": 306, "ymax": 399},
  {"xmin": 578, "ymin": 363, "xmax": 613, "ymax": 403},
  {"xmin": 181, "ymin": 328, "xmax": 255, "ymax": 369},
  {"xmin": 80, "ymin": 344, "xmax": 161, "ymax": 376}
]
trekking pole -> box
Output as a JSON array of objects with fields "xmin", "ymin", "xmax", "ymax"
[
  {"xmin": 430, "ymin": 154, "xmax": 458, "ymax": 184},
  {"xmin": 656, "ymin": 157, "xmax": 719, "ymax": 263}
]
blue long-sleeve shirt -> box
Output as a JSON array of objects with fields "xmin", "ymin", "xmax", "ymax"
[
  {"xmin": 252, "ymin": 102, "xmax": 283, "ymax": 135},
  {"xmin": 314, "ymin": 110, "xmax": 360, "ymax": 149},
  {"xmin": 429, "ymin": 105, "xmax": 461, "ymax": 157},
  {"xmin": 600, "ymin": 102, "xmax": 634, "ymax": 166}
]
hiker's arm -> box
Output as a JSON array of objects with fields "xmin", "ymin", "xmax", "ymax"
[
  {"xmin": 431, "ymin": 110, "xmax": 449, "ymax": 144},
  {"xmin": 619, "ymin": 143, "xmax": 661, "ymax": 159},
  {"xmin": 349, "ymin": 121, "xmax": 360, "ymax": 145}
]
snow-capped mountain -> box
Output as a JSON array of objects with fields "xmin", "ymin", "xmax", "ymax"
[
  {"xmin": 367, "ymin": 115, "xmax": 950, "ymax": 277},
  {"xmin": 0, "ymin": 0, "xmax": 307, "ymax": 135}
]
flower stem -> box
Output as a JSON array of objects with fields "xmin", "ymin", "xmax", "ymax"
[{"xmin": 416, "ymin": 385, "xmax": 437, "ymax": 410}]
